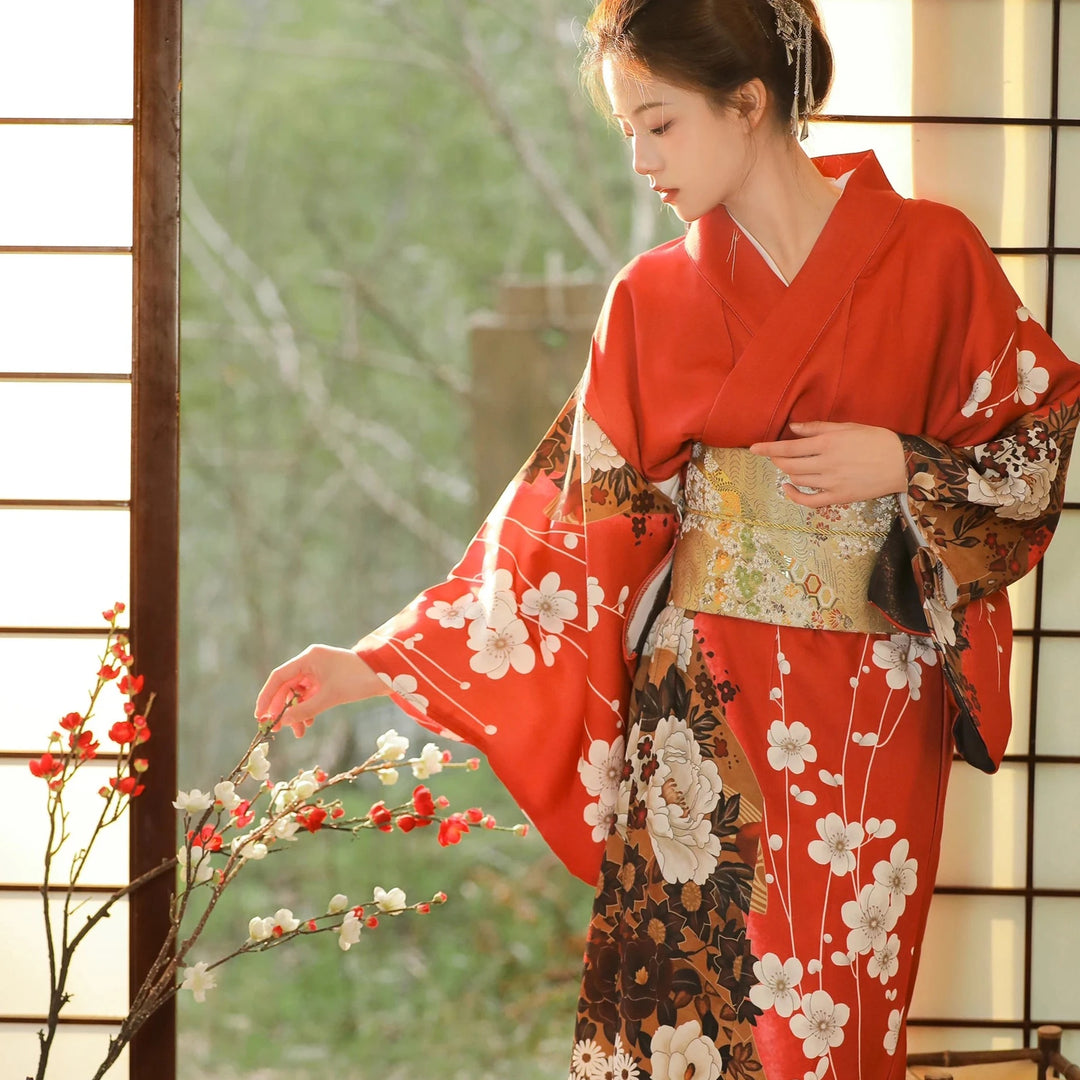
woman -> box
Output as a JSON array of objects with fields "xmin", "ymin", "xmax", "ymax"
[{"xmin": 255, "ymin": 1, "xmax": 1080, "ymax": 1077}]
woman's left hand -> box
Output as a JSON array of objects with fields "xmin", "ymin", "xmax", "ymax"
[{"xmin": 749, "ymin": 421, "xmax": 908, "ymax": 507}]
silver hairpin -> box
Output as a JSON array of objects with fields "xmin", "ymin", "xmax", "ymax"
[{"xmin": 765, "ymin": 0, "xmax": 815, "ymax": 140}]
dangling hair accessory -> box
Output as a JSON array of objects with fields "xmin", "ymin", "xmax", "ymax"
[{"xmin": 765, "ymin": 0, "xmax": 815, "ymax": 140}]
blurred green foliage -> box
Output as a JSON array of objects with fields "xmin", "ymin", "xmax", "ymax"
[{"xmin": 178, "ymin": 0, "xmax": 679, "ymax": 1074}]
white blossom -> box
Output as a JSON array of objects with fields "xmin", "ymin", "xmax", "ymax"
[
  {"xmin": 873, "ymin": 839, "xmax": 919, "ymax": 915},
  {"xmin": 841, "ymin": 883, "xmax": 898, "ymax": 955},
  {"xmin": 245, "ymin": 743, "xmax": 270, "ymax": 783},
  {"xmin": 521, "ymin": 571, "xmax": 579, "ymax": 634},
  {"xmin": 872, "ymin": 634, "xmax": 925, "ymax": 699},
  {"xmin": 375, "ymin": 728, "xmax": 410, "ymax": 763},
  {"xmin": 467, "ymin": 612, "xmax": 536, "ymax": 679},
  {"xmin": 749, "ymin": 953, "xmax": 803, "ymax": 1017},
  {"xmin": 172, "ymin": 788, "xmax": 213, "ymax": 813},
  {"xmin": 338, "ymin": 910, "xmax": 362, "ymax": 951},
  {"xmin": 884, "ymin": 1008, "xmax": 904, "ymax": 1056},
  {"xmin": 868, "ymin": 933, "xmax": 901, "ymax": 984},
  {"xmin": 807, "ymin": 813, "xmax": 864, "ymax": 876},
  {"xmin": 789, "ymin": 990, "xmax": 850, "ymax": 1058},
  {"xmin": 766, "ymin": 720, "xmax": 818, "ymax": 774},
  {"xmin": 650, "ymin": 1020, "xmax": 724, "ymax": 1080},
  {"xmin": 213, "ymin": 780, "xmax": 242, "ymax": 811},
  {"xmin": 411, "ymin": 742, "xmax": 444, "ymax": 780},
  {"xmin": 373, "ymin": 886, "xmax": 407, "ymax": 913},
  {"xmin": 425, "ymin": 592, "xmax": 483, "ymax": 629},
  {"xmin": 327, "ymin": 893, "xmax": 349, "ymax": 915},
  {"xmin": 577, "ymin": 736, "xmax": 625, "ymax": 801},
  {"xmin": 180, "ymin": 961, "xmax": 217, "ymax": 1003},
  {"xmin": 1014, "ymin": 349, "xmax": 1049, "ymax": 406},
  {"xmin": 247, "ymin": 916, "xmax": 275, "ymax": 942}
]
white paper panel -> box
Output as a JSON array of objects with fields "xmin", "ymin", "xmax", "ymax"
[
  {"xmin": 816, "ymin": 0, "xmax": 913, "ymax": 116},
  {"xmin": 0, "ymin": 126, "xmax": 132, "ymax": 247},
  {"xmin": 1053, "ymin": 260, "xmax": 1080, "ymax": 417},
  {"xmin": 1041, "ymin": 511, "xmax": 1080, "ymax": 630},
  {"xmin": 910, "ymin": 0, "xmax": 1053, "ymax": 119},
  {"xmin": 909, "ymin": 895, "xmax": 1024, "ymax": 1020},
  {"xmin": 1063, "ymin": 1029, "xmax": 1080, "ymax": 1068},
  {"xmin": 998, "ymin": 255, "xmax": 1048, "ymax": 325},
  {"xmin": 803, "ymin": 121, "xmax": 915, "ymax": 196},
  {"xmin": 0, "ymin": 636, "xmax": 127, "ymax": 752},
  {"xmin": 0, "ymin": 254, "xmax": 132, "ymax": 374},
  {"xmin": 0, "ymin": 1023, "xmax": 127, "ymax": 1080},
  {"xmin": 1005, "ymin": 636, "xmax": 1032, "ymax": 757},
  {"xmin": 0, "ymin": 3, "xmax": 133, "ymax": 119},
  {"xmin": 905, "ymin": 1026, "xmax": 1024, "ymax": 1055},
  {"xmin": 0, "ymin": 382, "xmax": 130, "ymax": 500},
  {"xmin": 0, "ymin": 762, "xmax": 129, "ymax": 887},
  {"xmin": 1008, "ymin": 574, "xmax": 1036, "ymax": 632},
  {"xmin": 936, "ymin": 763, "xmax": 1026, "ymax": 889},
  {"xmin": 0, "ymin": 509, "xmax": 129, "ymax": 628},
  {"xmin": 1036, "ymin": 638, "xmax": 1080, "ymax": 755},
  {"xmin": 1059, "ymin": 130, "xmax": 1080, "ymax": 248},
  {"xmin": 1063, "ymin": 0, "xmax": 1080, "ymax": 119},
  {"xmin": 0, "ymin": 894, "xmax": 128, "ymax": 1017},
  {"xmin": 1033, "ymin": 765, "xmax": 1080, "ymax": 889},
  {"xmin": 1032, "ymin": 898, "xmax": 1080, "ymax": 1022}
]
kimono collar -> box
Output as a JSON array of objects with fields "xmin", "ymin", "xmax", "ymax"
[{"xmin": 684, "ymin": 150, "xmax": 903, "ymax": 327}]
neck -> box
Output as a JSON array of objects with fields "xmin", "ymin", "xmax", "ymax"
[{"xmin": 724, "ymin": 134, "xmax": 842, "ymax": 283}]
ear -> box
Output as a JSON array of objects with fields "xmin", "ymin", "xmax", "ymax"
[{"xmin": 737, "ymin": 78, "xmax": 771, "ymax": 130}]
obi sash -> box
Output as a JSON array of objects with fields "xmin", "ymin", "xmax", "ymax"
[{"xmin": 669, "ymin": 444, "xmax": 898, "ymax": 634}]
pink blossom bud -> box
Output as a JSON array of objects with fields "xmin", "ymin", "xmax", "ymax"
[
  {"xmin": 513, "ymin": 823, "xmax": 529, "ymax": 837},
  {"xmin": 435, "ymin": 795, "xmax": 450, "ymax": 809},
  {"xmin": 366, "ymin": 916, "xmax": 379, "ymax": 929},
  {"xmin": 433, "ymin": 891, "xmax": 448, "ymax": 904},
  {"xmin": 441, "ymin": 750, "xmax": 453, "ymax": 763},
  {"xmin": 466, "ymin": 758, "xmax": 480, "ymax": 770},
  {"xmin": 465, "ymin": 807, "xmax": 484, "ymax": 824},
  {"xmin": 483, "ymin": 815, "xmax": 496, "ymax": 829},
  {"xmin": 417, "ymin": 903, "xmax": 431, "ymax": 915},
  {"xmin": 307, "ymin": 920, "xmax": 318, "ymax": 932}
]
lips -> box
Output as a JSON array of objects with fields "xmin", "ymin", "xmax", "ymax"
[{"xmin": 656, "ymin": 188, "xmax": 679, "ymax": 203}]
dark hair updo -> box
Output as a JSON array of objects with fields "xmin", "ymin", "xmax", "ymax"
[{"xmin": 581, "ymin": 0, "xmax": 834, "ymax": 132}]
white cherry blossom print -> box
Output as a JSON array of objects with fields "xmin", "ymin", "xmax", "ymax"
[
  {"xmin": 578, "ymin": 414, "xmax": 626, "ymax": 482},
  {"xmin": 648, "ymin": 606, "xmax": 695, "ymax": 670},
  {"xmin": 766, "ymin": 720, "xmax": 818, "ymax": 774},
  {"xmin": 872, "ymin": 634, "xmax": 925, "ymax": 699},
  {"xmin": 587, "ymin": 576, "xmax": 605, "ymax": 631},
  {"xmin": 425, "ymin": 592, "xmax": 483, "ymax": 629},
  {"xmin": 376, "ymin": 673, "xmax": 430, "ymax": 714},
  {"xmin": 749, "ymin": 953, "xmax": 804, "ymax": 1018},
  {"xmin": 644, "ymin": 715, "xmax": 724, "ymax": 884},
  {"xmin": 961, "ymin": 368, "xmax": 994, "ymax": 418},
  {"xmin": 578, "ymin": 736, "xmax": 626, "ymax": 801},
  {"xmin": 1014, "ymin": 349, "xmax": 1050, "ymax": 406},
  {"xmin": 476, "ymin": 567, "xmax": 520, "ymax": 627},
  {"xmin": 789, "ymin": 990, "xmax": 850, "ymax": 1058},
  {"xmin": 584, "ymin": 795, "xmax": 618, "ymax": 843},
  {"xmin": 522, "ymin": 571, "xmax": 579, "ymax": 634},
  {"xmin": 841, "ymin": 883, "xmax": 898, "ymax": 955},
  {"xmin": 466, "ymin": 612, "xmax": 536, "ymax": 680},
  {"xmin": 868, "ymin": 933, "xmax": 901, "ymax": 984},
  {"xmin": 874, "ymin": 839, "xmax": 919, "ymax": 915},
  {"xmin": 808, "ymin": 813, "xmax": 864, "ymax": 876},
  {"xmin": 649, "ymin": 1020, "xmax": 724, "ymax": 1080},
  {"xmin": 884, "ymin": 1008, "xmax": 904, "ymax": 1056}
]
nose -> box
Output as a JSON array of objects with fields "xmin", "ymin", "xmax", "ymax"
[{"xmin": 631, "ymin": 137, "xmax": 660, "ymax": 178}]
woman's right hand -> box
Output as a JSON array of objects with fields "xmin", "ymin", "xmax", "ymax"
[{"xmin": 254, "ymin": 644, "xmax": 390, "ymax": 737}]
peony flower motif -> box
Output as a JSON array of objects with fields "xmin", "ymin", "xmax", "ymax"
[
  {"xmin": 245, "ymin": 743, "xmax": 270, "ymax": 783},
  {"xmin": 868, "ymin": 933, "xmax": 901, "ymax": 984},
  {"xmin": 577, "ymin": 736, "xmax": 625, "ymax": 801},
  {"xmin": 841, "ymin": 883, "xmax": 898, "ymax": 955},
  {"xmin": 172, "ymin": 788, "xmax": 214, "ymax": 813},
  {"xmin": 583, "ymin": 795, "xmax": 618, "ymax": 843},
  {"xmin": 1014, "ymin": 349, "xmax": 1049, "ymax": 406},
  {"xmin": 411, "ymin": 742, "xmax": 445, "ymax": 780},
  {"xmin": 650, "ymin": 1020, "xmax": 724, "ymax": 1080},
  {"xmin": 570, "ymin": 1039, "xmax": 606, "ymax": 1079},
  {"xmin": 648, "ymin": 606, "xmax": 694, "ymax": 670},
  {"xmin": 873, "ymin": 838, "xmax": 919, "ymax": 915},
  {"xmin": 587, "ymin": 576, "xmax": 605, "ymax": 631},
  {"xmin": 766, "ymin": 720, "xmax": 818, "ymax": 774},
  {"xmin": 578, "ymin": 414, "xmax": 626, "ymax": 482},
  {"xmin": 749, "ymin": 953, "xmax": 804, "ymax": 1017},
  {"xmin": 961, "ymin": 368, "xmax": 994, "ymax": 418},
  {"xmin": 375, "ymin": 728, "xmax": 410, "ymax": 763},
  {"xmin": 377, "ymin": 674, "xmax": 430, "ymax": 714},
  {"xmin": 213, "ymin": 780, "xmax": 242, "ymax": 812},
  {"xmin": 807, "ymin": 813, "xmax": 864, "ymax": 876},
  {"xmin": 644, "ymin": 715, "xmax": 724, "ymax": 884},
  {"xmin": 467, "ymin": 612, "xmax": 536, "ymax": 679},
  {"xmin": 521, "ymin": 571, "xmax": 579, "ymax": 634},
  {"xmin": 247, "ymin": 916, "xmax": 275, "ymax": 942},
  {"xmin": 373, "ymin": 886, "xmax": 407, "ymax": 913},
  {"xmin": 338, "ymin": 910, "xmax": 362, "ymax": 951},
  {"xmin": 872, "ymin": 634, "xmax": 925, "ymax": 699},
  {"xmin": 967, "ymin": 429, "xmax": 1060, "ymax": 521},
  {"xmin": 180, "ymin": 961, "xmax": 217, "ymax": 1003},
  {"xmin": 327, "ymin": 893, "xmax": 349, "ymax": 915},
  {"xmin": 884, "ymin": 1008, "xmax": 904, "ymax": 1056},
  {"xmin": 425, "ymin": 592, "xmax": 483, "ymax": 629},
  {"xmin": 789, "ymin": 990, "xmax": 850, "ymax": 1058}
]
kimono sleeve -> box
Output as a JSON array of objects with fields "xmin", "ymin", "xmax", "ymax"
[
  {"xmin": 354, "ymin": 385, "xmax": 679, "ymax": 886},
  {"xmin": 886, "ymin": 207, "xmax": 1080, "ymax": 769}
]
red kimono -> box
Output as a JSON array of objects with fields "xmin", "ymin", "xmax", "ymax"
[{"xmin": 357, "ymin": 150, "xmax": 1080, "ymax": 1080}]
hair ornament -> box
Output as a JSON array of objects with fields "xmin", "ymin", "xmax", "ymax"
[{"xmin": 764, "ymin": 0, "xmax": 814, "ymax": 139}]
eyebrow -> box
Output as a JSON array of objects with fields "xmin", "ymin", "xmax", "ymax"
[{"xmin": 612, "ymin": 100, "xmax": 666, "ymax": 119}]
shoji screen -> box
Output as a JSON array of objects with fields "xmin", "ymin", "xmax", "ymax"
[
  {"xmin": 0, "ymin": 4, "xmax": 180, "ymax": 1079},
  {"xmin": 811, "ymin": 0, "xmax": 1080, "ymax": 1060}
]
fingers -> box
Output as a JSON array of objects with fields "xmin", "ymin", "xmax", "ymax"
[
  {"xmin": 781, "ymin": 484, "xmax": 846, "ymax": 509},
  {"xmin": 749, "ymin": 436, "xmax": 823, "ymax": 459}
]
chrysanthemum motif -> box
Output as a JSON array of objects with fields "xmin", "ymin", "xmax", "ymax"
[
  {"xmin": 749, "ymin": 953, "xmax": 804, "ymax": 1017},
  {"xmin": 789, "ymin": 990, "xmax": 850, "ymax": 1058},
  {"xmin": 807, "ymin": 813, "xmax": 864, "ymax": 876},
  {"xmin": 766, "ymin": 720, "xmax": 818, "ymax": 774},
  {"xmin": 570, "ymin": 1039, "xmax": 606, "ymax": 1079},
  {"xmin": 873, "ymin": 838, "xmax": 919, "ymax": 915},
  {"xmin": 841, "ymin": 882, "xmax": 898, "ymax": 955}
]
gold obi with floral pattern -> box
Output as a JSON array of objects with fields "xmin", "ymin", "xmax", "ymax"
[{"xmin": 669, "ymin": 444, "xmax": 899, "ymax": 634}]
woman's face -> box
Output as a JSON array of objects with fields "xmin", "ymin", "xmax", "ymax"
[{"xmin": 603, "ymin": 58, "xmax": 756, "ymax": 223}]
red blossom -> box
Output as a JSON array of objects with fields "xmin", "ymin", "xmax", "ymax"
[
  {"xmin": 70, "ymin": 730, "xmax": 99, "ymax": 760},
  {"xmin": 59, "ymin": 712, "xmax": 83, "ymax": 731},
  {"xmin": 296, "ymin": 806, "xmax": 327, "ymax": 834},
  {"xmin": 114, "ymin": 601, "xmax": 126, "ymax": 613},
  {"xmin": 272, "ymin": 926, "xmax": 284, "ymax": 938},
  {"xmin": 194, "ymin": 825, "xmax": 222, "ymax": 852},
  {"xmin": 483, "ymin": 815, "xmax": 497, "ymax": 829},
  {"xmin": 98, "ymin": 665, "xmax": 119, "ymax": 682},
  {"xmin": 465, "ymin": 807, "xmax": 484, "ymax": 824},
  {"xmin": 466, "ymin": 758, "xmax": 480, "ymax": 770},
  {"xmin": 118, "ymin": 673, "xmax": 144, "ymax": 696},
  {"xmin": 102, "ymin": 608, "xmax": 116, "ymax": 622},
  {"xmin": 123, "ymin": 702, "xmax": 136, "ymax": 716},
  {"xmin": 133, "ymin": 758, "xmax": 149, "ymax": 773},
  {"xmin": 437, "ymin": 813, "xmax": 470, "ymax": 847},
  {"xmin": 433, "ymin": 891, "xmax": 448, "ymax": 903},
  {"xmin": 441, "ymin": 750, "xmax": 453, "ymax": 764},
  {"xmin": 306, "ymin": 920, "xmax": 317, "ymax": 932},
  {"xmin": 435, "ymin": 795, "xmax": 450, "ymax": 809},
  {"xmin": 366, "ymin": 916, "xmax": 379, "ymax": 928},
  {"xmin": 29, "ymin": 753, "xmax": 63, "ymax": 780},
  {"xmin": 411, "ymin": 785, "xmax": 436, "ymax": 818},
  {"xmin": 397, "ymin": 814, "xmax": 418, "ymax": 833},
  {"xmin": 417, "ymin": 903, "xmax": 431, "ymax": 914},
  {"xmin": 368, "ymin": 801, "xmax": 393, "ymax": 831},
  {"xmin": 330, "ymin": 806, "xmax": 345, "ymax": 820},
  {"xmin": 315, "ymin": 769, "xmax": 328, "ymax": 783},
  {"xmin": 108, "ymin": 721, "xmax": 136, "ymax": 745},
  {"xmin": 233, "ymin": 800, "xmax": 254, "ymax": 828},
  {"xmin": 110, "ymin": 775, "xmax": 145, "ymax": 798}
]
